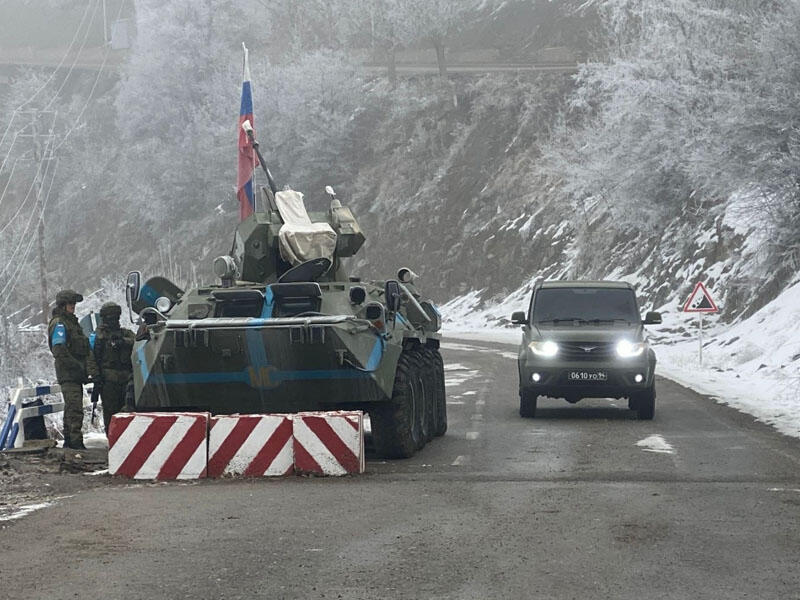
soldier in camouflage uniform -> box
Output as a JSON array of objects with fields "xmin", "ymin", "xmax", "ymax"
[
  {"xmin": 48, "ymin": 289, "xmax": 90, "ymax": 450},
  {"xmin": 88, "ymin": 302, "xmax": 135, "ymax": 433}
]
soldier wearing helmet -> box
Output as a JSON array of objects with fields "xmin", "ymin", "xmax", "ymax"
[
  {"xmin": 47, "ymin": 289, "xmax": 90, "ymax": 449},
  {"xmin": 88, "ymin": 302, "xmax": 135, "ymax": 433}
]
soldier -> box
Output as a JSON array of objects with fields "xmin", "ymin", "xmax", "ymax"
[
  {"xmin": 48, "ymin": 289, "xmax": 90, "ymax": 450},
  {"xmin": 89, "ymin": 302, "xmax": 135, "ymax": 433}
]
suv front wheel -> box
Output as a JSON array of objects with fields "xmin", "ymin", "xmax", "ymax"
[
  {"xmin": 519, "ymin": 390, "xmax": 538, "ymax": 418},
  {"xmin": 632, "ymin": 386, "xmax": 656, "ymax": 420}
]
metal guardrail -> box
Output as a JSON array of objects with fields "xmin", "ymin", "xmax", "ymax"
[{"xmin": 0, "ymin": 384, "xmax": 94, "ymax": 450}]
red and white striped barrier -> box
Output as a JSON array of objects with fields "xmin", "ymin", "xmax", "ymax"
[
  {"xmin": 207, "ymin": 415, "xmax": 293, "ymax": 478},
  {"xmin": 293, "ymin": 411, "xmax": 365, "ymax": 476},
  {"xmin": 108, "ymin": 412, "xmax": 209, "ymax": 480}
]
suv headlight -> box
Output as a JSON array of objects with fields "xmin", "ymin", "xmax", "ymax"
[
  {"xmin": 616, "ymin": 340, "xmax": 645, "ymax": 358},
  {"xmin": 529, "ymin": 340, "xmax": 559, "ymax": 357}
]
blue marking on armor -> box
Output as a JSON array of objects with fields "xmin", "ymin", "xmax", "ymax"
[
  {"xmin": 34, "ymin": 385, "xmax": 50, "ymax": 396},
  {"xmin": 89, "ymin": 331, "xmax": 96, "ymax": 350},
  {"xmin": 245, "ymin": 326, "xmax": 269, "ymax": 368},
  {"xmin": 51, "ymin": 323, "xmax": 67, "ymax": 346},
  {"xmin": 136, "ymin": 344, "xmax": 150, "ymax": 383},
  {"xmin": 364, "ymin": 336, "xmax": 384, "ymax": 372},
  {"xmin": 431, "ymin": 303, "xmax": 441, "ymax": 316},
  {"xmin": 395, "ymin": 313, "xmax": 408, "ymax": 326},
  {"xmin": 37, "ymin": 405, "xmax": 55, "ymax": 416},
  {"xmin": 139, "ymin": 284, "xmax": 159, "ymax": 307},
  {"xmin": 261, "ymin": 287, "xmax": 274, "ymax": 319},
  {"xmin": 147, "ymin": 367, "xmax": 372, "ymax": 387}
]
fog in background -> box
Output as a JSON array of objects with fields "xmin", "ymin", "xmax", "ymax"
[{"xmin": 1, "ymin": 0, "xmax": 799, "ymax": 393}]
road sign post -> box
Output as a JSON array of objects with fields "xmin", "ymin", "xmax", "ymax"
[{"xmin": 682, "ymin": 282, "xmax": 719, "ymax": 366}]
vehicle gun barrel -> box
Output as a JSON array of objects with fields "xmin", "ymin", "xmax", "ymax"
[{"xmin": 242, "ymin": 119, "xmax": 278, "ymax": 195}]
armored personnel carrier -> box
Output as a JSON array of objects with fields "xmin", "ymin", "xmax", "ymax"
[{"xmin": 124, "ymin": 128, "xmax": 445, "ymax": 458}]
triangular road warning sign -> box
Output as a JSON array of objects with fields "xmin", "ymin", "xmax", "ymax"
[{"xmin": 682, "ymin": 281, "xmax": 719, "ymax": 313}]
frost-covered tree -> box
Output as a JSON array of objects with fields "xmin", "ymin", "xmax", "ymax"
[
  {"xmin": 402, "ymin": 0, "xmax": 481, "ymax": 79},
  {"xmin": 543, "ymin": 0, "xmax": 767, "ymax": 225}
]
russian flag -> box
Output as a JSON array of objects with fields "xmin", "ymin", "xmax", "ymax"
[{"xmin": 237, "ymin": 43, "xmax": 258, "ymax": 221}]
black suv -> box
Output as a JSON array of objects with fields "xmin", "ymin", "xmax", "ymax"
[{"xmin": 512, "ymin": 280, "xmax": 661, "ymax": 420}]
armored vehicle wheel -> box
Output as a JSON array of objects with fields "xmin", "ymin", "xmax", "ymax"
[
  {"xmin": 426, "ymin": 348, "xmax": 447, "ymax": 437},
  {"xmin": 411, "ymin": 350, "xmax": 433, "ymax": 447},
  {"xmin": 635, "ymin": 386, "xmax": 656, "ymax": 420},
  {"xmin": 371, "ymin": 350, "xmax": 425, "ymax": 458},
  {"xmin": 519, "ymin": 390, "xmax": 537, "ymax": 418}
]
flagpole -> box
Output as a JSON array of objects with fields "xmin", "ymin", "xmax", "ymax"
[{"xmin": 242, "ymin": 42, "xmax": 259, "ymax": 212}]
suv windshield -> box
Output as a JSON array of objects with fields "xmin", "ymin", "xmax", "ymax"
[{"xmin": 533, "ymin": 287, "xmax": 639, "ymax": 325}]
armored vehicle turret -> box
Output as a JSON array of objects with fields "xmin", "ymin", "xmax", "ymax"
[{"xmin": 124, "ymin": 129, "xmax": 445, "ymax": 458}]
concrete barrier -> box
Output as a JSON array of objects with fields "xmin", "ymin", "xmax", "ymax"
[
  {"xmin": 293, "ymin": 411, "xmax": 365, "ymax": 476},
  {"xmin": 108, "ymin": 412, "xmax": 208, "ymax": 480},
  {"xmin": 207, "ymin": 414, "xmax": 293, "ymax": 478}
]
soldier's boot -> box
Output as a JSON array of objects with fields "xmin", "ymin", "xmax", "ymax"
[{"xmin": 61, "ymin": 382, "xmax": 85, "ymax": 449}]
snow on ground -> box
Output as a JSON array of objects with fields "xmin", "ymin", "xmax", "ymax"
[{"xmin": 443, "ymin": 280, "xmax": 800, "ymax": 439}]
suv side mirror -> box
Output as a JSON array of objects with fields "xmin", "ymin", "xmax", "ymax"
[
  {"xmin": 511, "ymin": 311, "xmax": 527, "ymax": 325},
  {"xmin": 125, "ymin": 271, "xmax": 141, "ymax": 323},
  {"xmin": 643, "ymin": 311, "xmax": 662, "ymax": 325},
  {"xmin": 384, "ymin": 280, "xmax": 402, "ymax": 315}
]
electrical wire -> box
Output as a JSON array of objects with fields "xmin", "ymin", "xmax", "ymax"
[
  {"xmin": 56, "ymin": 0, "xmax": 127, "ymax": 151},
  {"xmin": 14, "ymin": 1, "xmax": 95, "ymax": 112},
  {"xmin": 0, "ymin": 112, "xmax": 16, "ymax": 152},
  {"xmin": 43, "ymin": 0, "xmax": 102, "ymax": 111},
  {"xmin": 0, "ymin": 153, "xmax": 54, "ymax": 280},
  {"xmin": 0, "ymin": 159, "xmax": 59, "ymax": 312},
  {"xmin": 0, "ymin": 136, "xmax": 54, "ymax": 237},
  {"xmin": 0, "ymin": 130, "xmax": 21, "ymax": 176},
  {"xmin": 0, "ymin": 157, "xmax": 21, "ymax": 211}
]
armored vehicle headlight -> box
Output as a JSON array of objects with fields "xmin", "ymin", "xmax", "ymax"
[
  {"xmin": 529, "ymin": 340, "xmax": 559, "ymax": 357},
  {"xmin": 213, "ymin": 255, "xmax": 238, "ymax": 280},
  {"xmin": 616, "ymin": 340, "xmax": 645, "ymax": 358},
  {"xmin": 397, "ymin": 267, "xmax": 418, "ymax": 284},
  {"xmin": 155, "ymin": 296, "xmax": 172, "ymax": 313}
]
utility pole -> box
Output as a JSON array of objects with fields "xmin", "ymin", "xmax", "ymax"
[
  {"xmin": 14, "ymin": 109, "xmax": 57, "ymax": 323},
  {"xmin": 31, "ymin": 111, "xmax": 50, "ymax": 322}
]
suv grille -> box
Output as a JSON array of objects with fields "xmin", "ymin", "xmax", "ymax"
[{"xmin": 559, "ymin": 341, "xmax": 616, "ymax": 361}]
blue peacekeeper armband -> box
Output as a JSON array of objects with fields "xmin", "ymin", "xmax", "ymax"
[
  {"xmin": 51, "ymin": 323, "xmax": 67, "ymax": 346},
  {"xmin": 89, "ymin": 331, "xmax": 96, "ymax": 350}
]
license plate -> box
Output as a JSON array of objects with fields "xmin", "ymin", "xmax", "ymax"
[{"xmin": 568, "ymin": 371, "xmax": 608, "ymax": 382}]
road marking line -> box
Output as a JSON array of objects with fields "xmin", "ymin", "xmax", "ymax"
[
  {"xmin": 447, "ymin": 401, "xmax": 465, "ymax": 405},
  {"xmin": 451, "ymin": 455, "xmax": 469, "ymax": 466},
  {"xmin": 470, "ymin": 414, "xmax": 483, "ymax": 421},
  {"xmin": 466, "ymin": 431, "xmax": 480, "ymax": 440},
  {"xmin": 475, "ymin": 398, "xmax": 485, "ymax": 406},
  {"xmin": 768, "ymin": 488, "xmax": 800, "ymax": 493},
  {"xmin": 636, "ymin": 434, "xmax": 675, "ymax": 454}
]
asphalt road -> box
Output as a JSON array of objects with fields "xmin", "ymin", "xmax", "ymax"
[{"xmin": 2, "ymin": 336, "xmax": 799, "ymax": 600}]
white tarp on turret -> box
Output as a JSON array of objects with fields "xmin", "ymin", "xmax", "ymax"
[{"xmin": 274, "ymin": 189, "xmax": 337, "ymax": 266}]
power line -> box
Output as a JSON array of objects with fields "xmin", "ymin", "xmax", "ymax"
[
  {"xmin": 0, "ymin": 147, "xmax": 55, "ymax": 277},
  {"xmin": 43, "ymin": 0, "xmax": 102, "ymax": 111},
  {"xmin": 0, "ymin": 158, "xmax": 59, "ymax": 312},
  {"xmin": 0, "ymin": 135, "xmax": 54, "ymax": 237},
  {"xmin": 0, "ymin": 112, "xmax": 16, "ymax": 151},
  {"xmin": 57, "ymin": 0, "xmax": 128, "ymax": 151},
  {"xmin": 14, "ymin": 1, "xmax": 95, "ymax": 112},
  {"xmin": 0, "ymin": 130, "xmax": 21, "ymax": 176},
  {"xmin": 0, "ymin": 157, "xmax": 21, "ymax": 210}
]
